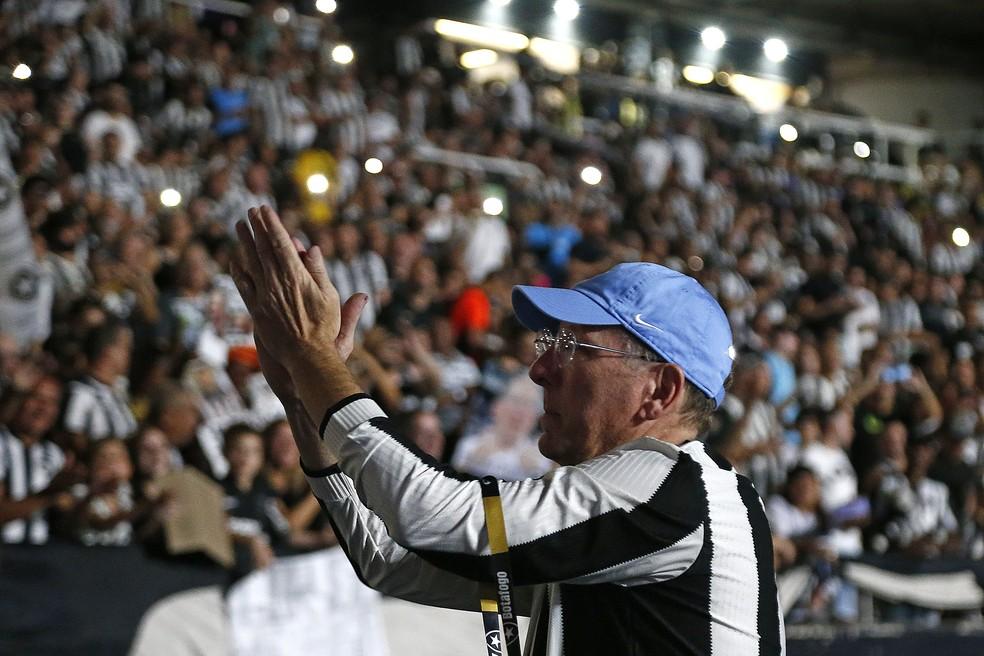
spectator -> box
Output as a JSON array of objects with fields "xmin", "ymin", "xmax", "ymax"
[
  {"xmin": 222, "ymin": 424, "xmax": 288, "ymax": 573},
  {"xmin": 713, "ymin": 353, "xmax": 783, "ymax": 494},
  {"xmin": 0, "ymin": 376, "xmax": 77, "ymax": 545},
  {"xmin": 403, "ymin": 409, "xmax": 447, "ymax": 460},
  {"xmin": 81, "ymin": 84, "xmax": 141, "ymax": 163},
  {"xmin": 62, "ymin": 319, "xmax": 137, "ymax": 452},
  {"xmin": 326, "ymin": 222, "xmax": 389, "ymax": 333},
  {"xmin": 146, "ymin": 383, "xmax": 227, "ymax": 480},
  {"xmin": 632, "ymin": 120, "xmax": 673, "ymax": 192},
  {"xmin": 263, "ymin": 419, "xmax": 336, "ymax": 552},
  {"xmin": 768, "ymin": 465, "xmax": 854, "ymax": 623},
  {"xmin": 75, "ymin": 437, "xmax": 137, "ymax": 546},
  {"xmin": 452, "ymin": 375, "xmax": 551, "ymax": 480}
]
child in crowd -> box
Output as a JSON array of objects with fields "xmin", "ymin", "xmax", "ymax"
[
  {"xmin": 222, "ymin": 424, "xmax": 289, "ymax": 574},
  {"xmin": 263, "ymin": 419, "xmax": 336, "ymax": 553},
  {"xmin": 76, "ymin": 438, "xmax": 137, "ymax": 546}
]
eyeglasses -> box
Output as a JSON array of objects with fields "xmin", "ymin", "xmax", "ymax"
[{"xmin": 533, "ymin": 328, "xmax": 660, "ymax": 368}]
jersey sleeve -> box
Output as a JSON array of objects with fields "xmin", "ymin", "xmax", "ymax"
[{"xmin": 313, "ymin": 395, "xmax": 706, "ymax": 587}]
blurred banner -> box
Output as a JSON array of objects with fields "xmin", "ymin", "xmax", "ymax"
[
  {"xmin": 227, "ymin": 548, "xmax": 389, "ymax": 656},
  {"xmin": 0, "ymin": 151, "xmax": 50, "ymax": 348}
]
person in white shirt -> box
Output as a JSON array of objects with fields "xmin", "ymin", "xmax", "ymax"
[
  {"xmin": 452, "ymin": 375, "xmax": 553, "ymax": 481},
  {"xmin": 672, "ymin": 118, "xmax": 705, "ymax": 190},
  {"xmin": 81, "ymin": 84, "xmax": 142, "ymax": 164},
  {"xmin": 633, "ymin": 121, "xmax": 672, "ymax": 192},
  {"xmin": 799, "ymin": 408, "xmax": 865, "ymax": 557}
]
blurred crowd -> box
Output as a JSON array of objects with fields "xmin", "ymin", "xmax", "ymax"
[{"xmin": 1, "ymin": 0, "xmax": 983, "ymax": 625}]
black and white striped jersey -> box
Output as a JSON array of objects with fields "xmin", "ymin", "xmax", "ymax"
[
  {"xmin": 306, "ymin": 394, "xmax": 785, "ymax": 656},
  {"xmin": 0, "ymin": 426, "xmax": 65, "ymax": 544},
  {"xmin": 62, "ymin": 376, "xmax": 137, "ymax": 442}
]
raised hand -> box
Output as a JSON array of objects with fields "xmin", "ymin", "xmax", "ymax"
[{"xmin": 229, "ymin": 205, "xmax": 341, "ymax": 369}]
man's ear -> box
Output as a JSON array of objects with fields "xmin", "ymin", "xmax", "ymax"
[{"xmin": 638, "ymin": 364, "xmax": 687, "ymax": 421}]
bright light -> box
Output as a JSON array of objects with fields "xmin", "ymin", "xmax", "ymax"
[
  {"xmin": 364, "ymin": 158, "xmax": 383, "ymax": 174},
  {"xmin": 160, "ymin": 188, "xmax": 182, "ymax": 207},
  {"xmin": 580, "ymin": 166, "xmax": 602, "ymax": 186},
  {"xmin": 682, "ymin": 65, "xmax": 714, "ymax": 85},
  {"xmin": 306, "ymin": 173, "xmax": 330, "ymax": 194},
  {"xmin": 433, "ymin": 19, "xmax": 529, "ymax": 52},
  {"xmin": 952, "ymin": 227, "xmax": 971, "ymax": 248},
  {"xmin": 728, "ymin": 73, "xmax": 791, "ymax": 113},
  {"xmin": 553, "ymin": 0, "xmax": 580, "ymax": 21},
  {"xmin": 315, "ymin": 0, "xmax": 337, "ymax": 14},
  {"xmin": 779, "ymin": 124, "xmax": 798, "ymax": 142},
  {"xmin": 483, "ymin": 197, "xmax": 504, "ymax": 216},
  {"xmin": 489, "ymin": 0, "xmax": 511, "ymax": 6},
  {"xmin": 528, "ymin": 37, "xmax": 580, "ymax": 74},
  {"xmin": 763, "ymin": 38, "xmax": 788, "ymax": 63},
  {"xmin": 331, "ymin": 44, "xmax": 354, "ymax": 65},
  {"xmin": 853, "ymin": 141, "xmax": 871, "ymax": 158},
  {"xmin": 11, "ymin": 63, "xmax": 31, "ymax": 80},
  {"xmin": 700, "ymin": 26, "xmax": 726, "ymax": 51},
  {"xmin": 272, "ymin": 6, "xmax": 290, "ymax": 24},
  {"xmin": 459, "ymin": 49, "xmax": 499, "ymax": 69}
]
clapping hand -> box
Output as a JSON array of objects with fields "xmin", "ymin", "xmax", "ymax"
[
  {"xmin": 230, "ymin": 205, "xmax": 367, "ymax": 402},
  {"xmin": 230, "ymin": 206, "xmax": 340, "ymax": 368}
]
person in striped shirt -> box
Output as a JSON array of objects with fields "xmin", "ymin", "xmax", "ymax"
[
  {"xmin": 62, "ymin": 319, "xmax": 137, "ymax": 453},
  {"xmin": 0, "ymin": 376, "xmax": 78, "ymax": 545},
  {"xmin": 231, "ymin": 206, "xmax": 784, "ymax": 655}
]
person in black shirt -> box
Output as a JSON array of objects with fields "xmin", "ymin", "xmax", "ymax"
[{"xmin": 222, "ymin": 424, "xmax": 289, "ymax": 575}]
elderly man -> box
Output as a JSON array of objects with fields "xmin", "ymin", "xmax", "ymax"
[{"xmin": 231, "ymin": 206, "xmax": 783, "ymax": 655}]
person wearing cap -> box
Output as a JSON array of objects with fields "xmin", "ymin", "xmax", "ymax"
[{"xmin": 230, "ymin": 206, "xmax": 784, "ymax": 655}]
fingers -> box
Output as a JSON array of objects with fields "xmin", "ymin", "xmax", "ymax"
[
  {"xmin": 335, "ymin": 293, "xmax": 369, "ymax": 361},
  {"xmin": 302, "ymin": 245, "xmax": 335, "ymax": 294},
  {"xmin": 229, "ymin": 252, "xmax": 257, "ymax": 311}
]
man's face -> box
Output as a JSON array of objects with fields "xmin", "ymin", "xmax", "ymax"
[
  {"xmin": 15, "ymin": 378, "xmax": 62, "ymax": 439},
  {"xmin": 529, "ymin": 324, "xmax": 646, "ymax": 466}
]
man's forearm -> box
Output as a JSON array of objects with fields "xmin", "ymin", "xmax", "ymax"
[
  {"xmin": 283, "ymin": 396, "xmax": 338, "ymax": 471},
  {"xmin": 286, "ymin": 344, "xmax": 363, "ymax": 463}
]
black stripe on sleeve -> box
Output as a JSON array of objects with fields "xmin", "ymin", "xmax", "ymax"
[
  {"xmin": 409, "ymin": 452, "xmax": 706, "ymax": 585},
  {"xmin": 736, "ymin": 474, "xmax": 782, "ymax": 655},
  {"xmin": 317, "ymin": 392, "xmax": 373, "ymax": 437},
  {"xmin": 300, "ymin": 461, "xmax": 341, "ymax": 478}
]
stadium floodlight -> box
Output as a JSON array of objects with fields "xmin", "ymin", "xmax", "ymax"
[
  {"xmin": 853, "ymin": 141, "xmax": 871, "ymax": 158},
  {"xmin": 763, "ymin": 38, "xmax": 788, "ymax": 62},
  {"xmin": 315, "ymin": 0, "xmax": 337, "ymax": 14},
  {"xmin": 459, "ymin": 49, "xmax": 499, "ymax": 69},
  {"xmin": 952, "ymin": 227, "xmax": 971, "ymax": 247},
  {"xmin": 160, "ymin": 188, "xmax": 182, "ymax": 207},
  {"xmin": 433, "ymin": 19, "xmax": 529, "ymax": 52},
  {"xmin": 553, "ymin": 0, "xmax": 580, "ymax": 21},
  {"xmin": 779, "ymin": 124, "xmax": 798, "ymax": 142},
  {"xmin": 272, "ymin": 6, "xmax": 291, "ymax": 24},
  {"xmin": 489, "ymin": 0, "xmax": 512, "ymax": 6},
  {"xmin": 580, "ymin": 166, "xmax": 602, "ymax": 186},
  {"xmin": 331, "ymin": 44, "xmax": 355, "ymax": 64},
  {"xmin": 682, "ymin": 65, "xmax": 714, "ymax": 85},
  {"xmin": 306, "ymin": 173, "xmax": 330, "ymax": 194},
  {"xmin": 483, "ymin": 197, "xmax": 504, "ymax": 216},
  {"xmin": 700, "ymin": 26, "xmax": 726, "ymax": 51},
  {"xmin": 364, "ymin": 158, "xmax": 383, "ymax": 174},
  {"xmin": 12, "ymin": 63, "xmax": 31, "ymax": 80}
]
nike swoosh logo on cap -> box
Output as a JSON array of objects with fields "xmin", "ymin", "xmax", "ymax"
[{"xmin": 633, "ymin": 314, "xmax": 663, "ymax": 331}]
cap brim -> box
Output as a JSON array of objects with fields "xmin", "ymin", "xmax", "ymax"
[{"xmin": 512, "ymin": 285, "xmax": 620, "ymax": 332}]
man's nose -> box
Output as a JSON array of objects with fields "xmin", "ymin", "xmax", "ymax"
[{"xmin": 529, "ymin": 350, "xmax": 555, "ymax": 387}]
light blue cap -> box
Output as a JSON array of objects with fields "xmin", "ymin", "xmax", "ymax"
[{"xmin": 512, "ymin": 262, "xmax": 735, "ymax": 407}]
